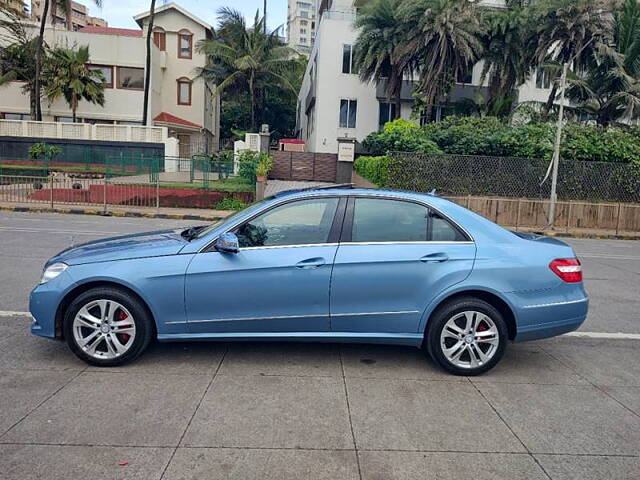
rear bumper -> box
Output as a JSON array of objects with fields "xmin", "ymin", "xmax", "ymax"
[{"xmin": 514, "ymin": 314, "xmax": 586, "ymax": 342}]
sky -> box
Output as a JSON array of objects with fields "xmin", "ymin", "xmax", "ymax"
[{"xmin": 73, "ymin": 0, "xmax": 288, "ymax": 31}]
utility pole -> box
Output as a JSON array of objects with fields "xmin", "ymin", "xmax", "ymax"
[
  {"xmin": 547, "ymin": 62, "xmax": 568, "ymax": 229},
  {"xmin": 263, "ymin": 0, "xmax": 267, "ymax": 33}
]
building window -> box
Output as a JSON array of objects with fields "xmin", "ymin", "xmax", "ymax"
[
  {"xmin": 1, "ymin": 112, "xmax": 29, "ymax": 120},
  {"xmin": 300, "ymin": 28, "xmax": 307, "ymax": 35},
  {"xmin": 55, "ymin": 116, "xmax": 76, "ymax": 123},
  {"xmin": 342, "ymin": 44, "xmax": 355, "ymax": 74},
  {"xmin": 300, "ymin": 10, "xmax": 309, "ymax": 18},
  {"xmin": 536, "ymin": 68, "xmax": 552, "ymax": 89},
  {"xmin": 456, "ymin": 66, "xmax": 473, "ymax": 84},
  {"xmin": 378, "ymin": 102, "xmax": 396, "ymax": 130},
  {"xmin": 88, "ymin": 64, "xmax": 113, "ymax": 88},
  {"xmin": 300, "ymin": 37, "xmax": 307, "ymax": 44},
  {"xmin": 117, "ymin": 66, "xmax": 144, "ymax": 90},
  {"xmin": 178, "ymin": 31, "xmax": 193, "ymax": 59},
  {"xmin": 153, "ymin": 28, "xmax": 166, "ymax": 51},
  {"xmin": 300, "ymin": 19, "xmax": 308, "ymax": 26},
  {"xmin": 339, "ymin": 99, "xmax": 357, "ymax": 128},
  {"xmin": 177, "ymin": 78, "xmax": 192, "ymax": 105}
]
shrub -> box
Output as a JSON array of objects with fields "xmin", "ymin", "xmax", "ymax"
[
  {"xmin": 215, "ymin": 196, "xmax": 247, "ymax": 211},
  {"xmin": 237, "ymin": 150, "xmax": 271, "ymax": 184},
  {"xmin": 354, "ymin": 155, "xmax": 392, "ymax": 187},
  {"xmin": 362, "ymin": 119, "xmax": 442, "ymax": 156}
]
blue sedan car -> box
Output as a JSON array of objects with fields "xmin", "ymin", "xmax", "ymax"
[{"xmin": 30, "ymin": 186, "xmax": 588, "ymax": 375}]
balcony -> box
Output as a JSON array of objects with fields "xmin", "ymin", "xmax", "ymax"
[{"xmin": 376, "ymin": 79, "xmax": 490, "ymax": 104}]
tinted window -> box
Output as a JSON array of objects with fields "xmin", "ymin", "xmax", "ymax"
[
  {"xmin": 236, "ymin": 198, "xmax": 339, "ymax": 248},
  {"xmin": 352, "ymin": 198, "xmax": 428, "ymax": 242},
  {"xmin": 431, "ymin": 213, "xmax": 466, "ymax": 241}
]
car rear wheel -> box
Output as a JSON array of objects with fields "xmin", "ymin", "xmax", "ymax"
[
  {"xmin": 63, "ymin": 287, "xmax": 154, "ymax": 367},
  {"xmin": 426, "ymin": 297, "xmax": 507, "ymax": 376}
]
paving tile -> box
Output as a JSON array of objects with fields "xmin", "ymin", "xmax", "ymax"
[
  {"xmin": 346, "ymin": 378, "xmax": 524, "ymax": 452},
  {"xmin": 0, "ymin": 330, "xmax": 85, "ymax": 372},
  {"xmin": 218, "ymin": 342, "xmax": 341, "ymax": 377},
  {"xmin": 340, "ymin": 344, "xmax": 465, "ymax": 381},
  {"xmin": 359, "ymin": 451, "xmax": 547, "ymax": 480},
  {"xmin": 0, "ymin": 444, "xmax": 173, "ymax": 480},
  {"xmin": 476, "ymin": 383, "xmax": 640, "ymax": 455},
  {"xmin": 471, "ymin": 343, "xmax": 587, "ymax": 385},
  {"xmin": 0, "ymin": 370, "xmax": 78, "ymax": 436},
  {"xmin": 87, "ymin": 342, "xmax": 227, "ymax": 375},
  {"xmin": 535, "ymin": 454, "xmax": 640, "ymax": 480},
  {"xmin": 182, "ymin": 375, "xmax": 352, "ymax": 449},
  {"xmin": 163, "ymin": 447, "xmax": 359, "ymax": 480},
  {"xmin": 2, "ymin": 372, "xmax": 210, "ymax": 446},
  {"xmin": 541, "ymin": 339, "xmax": 640, "ymax": 387},
  {"xmin": 601, "ymin": 386, "xmax": 640, "ymax": 416}
]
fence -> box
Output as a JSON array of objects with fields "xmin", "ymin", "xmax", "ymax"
[
  {"xmin": 0, "ymin": 155, "xmax": 253, "ymax": 212},
  {"xmin": 270, "ymin": 151, "xmax": 337, "ymax": 182},
  {"xmin": 388, "ymin": 153, "xmax": 640, "ymax": 203}
]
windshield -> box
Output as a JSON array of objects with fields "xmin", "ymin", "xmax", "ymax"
[{"xmin": 191, "ymin": 197, "xmax": 273, "ymax": 239}]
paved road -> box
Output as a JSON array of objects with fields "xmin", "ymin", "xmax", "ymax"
[{"xmin": 0, "ymin": 211, "xmax": 639, "ymax": 479}]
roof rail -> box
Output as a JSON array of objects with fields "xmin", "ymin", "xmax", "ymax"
[{"xmin": 274, "ymin": 183, "xmax": 355, "ymax": 197}]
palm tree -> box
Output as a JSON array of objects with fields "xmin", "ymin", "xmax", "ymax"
[
  {"xmin": 566, "ymin": 0, "xmax": 640, "ymax": 125},
  {"xmin": 400, "ymin": 0, "xmax": 484, "ymax": 122},
  {"xmin": 480, "ymin": 4, "xmax": 536, "ymax": 114},
  {"xmin": 197, "ymin": 8, "xmax": 296, "ymax": 132},
  {"xmin": 43, "ymin": 45, "xmax": 105, "ymax": 122},
  {"xmin": 353, "ymin": 0, "xmax": 410, "ymax": 120},
  {"xmin": 532, "ymin": 0, "xmax": 612, "ymax": 117},
  {"xmin": 34, "ymin": 0, "xmax": 102, "ymax": 121},
  {"xmin": 142, "ymin": 0, "xmax": 156, "ymax": 125}
]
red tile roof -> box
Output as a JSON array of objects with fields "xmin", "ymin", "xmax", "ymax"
[
  {"xmin": 79, "ymin": 26, "xmax": 143, "ymax": 37},
  {"xmin": 153, "ymin": 112, "xmax": 202, "ymax": 129}
]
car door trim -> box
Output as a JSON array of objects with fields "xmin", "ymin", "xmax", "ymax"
[{"xmin": 331, "ymin": 310, "xmax": 420, "ymax": 317}]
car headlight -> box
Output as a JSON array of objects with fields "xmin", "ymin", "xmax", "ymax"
[{"xmin": 40, "ymin": 263, "xmax": 68, "ymax": 284}]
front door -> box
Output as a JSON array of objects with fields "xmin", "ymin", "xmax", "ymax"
[
  {"xmin": 330, "ymin": 197, "xmax": 476, "ymax": 333},
  {"xmin": 185, "ymin": 196, "xmax": 344, "ymax": 334}
]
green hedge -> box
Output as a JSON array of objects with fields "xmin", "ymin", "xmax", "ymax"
[
  {"xmin": 363, "ymin": 116, "xmax": 640, "ymax": 164},
  {"xmin": 354, "ymin": 155, "xmax": 392, "ymax": 187}
]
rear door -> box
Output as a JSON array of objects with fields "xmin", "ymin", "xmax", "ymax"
[{"xmin": 330, "ymin": 196, "xmax": 476, "ymax": 333}]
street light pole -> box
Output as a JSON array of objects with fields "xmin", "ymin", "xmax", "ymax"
[{"xmin": 547, "ymin": 62, "xmax": 568, "ymax": 229}]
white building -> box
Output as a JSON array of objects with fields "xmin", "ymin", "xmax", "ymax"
[
  {"xmin": 286, "ymin": 0, "xmax": 317, "ymax": 55},
  {"xmin": 296, "ymin": 0, "xmax": 555, "ymax": 154},
  {"xmin": 0, "ymin": 2, "xmax": 220, "ymax": 155}
]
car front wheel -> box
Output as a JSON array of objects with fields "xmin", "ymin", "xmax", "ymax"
[
  {"xmin": 426, "ymin": 297, "xmax": 507, "ymax": 376},
  {"xmin": 63, "ymin": 287, "xmax": 154, "ymax": 367}
]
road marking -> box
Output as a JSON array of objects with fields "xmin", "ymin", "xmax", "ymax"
[{"xmin": 1, "ymin": 310, "xmax": 640, "ymax": 340}]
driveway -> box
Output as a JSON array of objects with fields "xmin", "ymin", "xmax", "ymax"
[{"xmin": 0, "ymin": 211, "xmax": 638, "ymax": 479}]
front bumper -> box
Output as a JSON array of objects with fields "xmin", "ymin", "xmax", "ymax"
[{"xmin": 29, "ymin": 270, "xmax": 76, "ymax": 338}]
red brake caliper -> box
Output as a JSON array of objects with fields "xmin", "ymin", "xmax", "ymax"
[{"xmin": 117, "ymin": 310, "xmax": 132, "ymax": 343}]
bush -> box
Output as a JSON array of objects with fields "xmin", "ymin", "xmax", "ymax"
[
  {"xmin": 237, "ymin": 150, "xmax": 271, "ymax": 184},
  {"xmin": 362, "ymin": 119, "xmax": 442, "ymax": 156},
  {"xmin": 354, "ymin": 155, "xmax": 392, "ymax": 187},
  {"xmin": 215, "ymin": 196, "xmax": 247, "ymax": 211}
]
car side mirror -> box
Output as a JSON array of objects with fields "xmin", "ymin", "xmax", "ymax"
[{"xmin": 215, "ymin": 232, "xmax": 239, "ymax": 254}]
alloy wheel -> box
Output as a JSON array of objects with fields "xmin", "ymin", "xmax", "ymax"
[
  {"xmin": 439, "ymin": 310, "xmax": 499, "ymax": 369},
  {"xmin": 72, "ymin": 299, "xmax": 136, "ymax": 360}
]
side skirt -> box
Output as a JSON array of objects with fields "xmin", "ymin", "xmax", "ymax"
[{"xmin": 157, "ymin": 331, "xmax": 424, "ymax": 347}]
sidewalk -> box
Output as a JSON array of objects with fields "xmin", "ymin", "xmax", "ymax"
[{"xmin": 0, "ymin": 201, "xmax": 233, "ymax": 221}]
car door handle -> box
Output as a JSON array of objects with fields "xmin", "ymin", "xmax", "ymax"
[
  {"xmin": 295, "ymin": 257, "xmax": 326, "ymax": 269},
  {"xmin": 420, "ymin": 253, "xmax": 449, "ymax": 263}
]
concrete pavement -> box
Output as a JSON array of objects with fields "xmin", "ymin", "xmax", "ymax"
[{"xmin": 0, "ymin": 211, "xmax": 639, "ymax": 479}]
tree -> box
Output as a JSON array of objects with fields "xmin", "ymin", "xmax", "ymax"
[
  {"xmin": 400, "ymin": 0, "xmax": 484, "ymax": 122},
  {"xmin": 566, "ymin": 0, "xmax": 640, "ymax": 125},
  {"xmin": 197, "ymin": 7, "xmax": 297, "ymax": 132},
  {"xmin": 532, "ymin": 0, "xmax": 612, "ymax": 117},
  {"xmin": 142, "ymin": 0, "xmax": 156, "ymax": 125},
  {"xmin": 43, "ymin": 45, "xmax": 105, "ymax": 122},
  {"xmin": 0, "ymin": 10, "xmax": 41, "ymax": 118},
  {"xmin": 353, "ymin": 0, "xmax": 411, "ymax": 119},
  {"xmin": 34, "ymin": 0, "xmax": 102, "ymax": 121},
  {"xmin": 480, "ymin": 4, "xmax": 536, "ymax": 114}
]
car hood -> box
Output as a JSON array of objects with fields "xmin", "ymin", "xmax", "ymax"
[{"xmin": 47, "ymin": 229, "xmax": 187, "ymax": 266}]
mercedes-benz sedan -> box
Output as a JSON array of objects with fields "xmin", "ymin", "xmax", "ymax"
[{"xmin": 30, "ymin": 186, "xmax": 588, "ymax": 375}]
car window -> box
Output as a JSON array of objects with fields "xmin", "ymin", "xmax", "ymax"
[
  {"xmin": 235, "ymin": 198, "xmax": 339, "ymax": 248},
  {"xmin": 352, "ymin": 198, "xmax": 429, "ymax": 242},
  {"xmin": 431, "ymin": 213, "xmax": 466, "ymax": 241}
]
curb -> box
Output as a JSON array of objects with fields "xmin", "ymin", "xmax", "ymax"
[
  {"xmin": 533, "ymin": 230, "xmax": 640, "ymax": 241},
  {"xmin": 0, "ymin": 205, "xmax": 227, "ymax": 222}
]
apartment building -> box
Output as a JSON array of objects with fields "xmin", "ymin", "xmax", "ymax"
[
  {"xmin": 286, "ymin": 0, "xmax": 317, "ymax": 55},
  {"xmin": 31, "ymin": 0, "xmax": 107, "ymax": 31},
  {"xmin": 0, "ymin": 2, "xmax": 220, "ymax": 155},
  {"xmin": 297, "ymin": 0, "xmax": 555, "ymax": 154}
]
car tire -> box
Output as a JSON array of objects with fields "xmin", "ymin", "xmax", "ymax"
[
  {"xmin": 63, "ymin": 287, "xmax": 154, "ymax": 367},
  {"xmin": 426, "ymin": 296, "xmax": 507, "ymax": 376}
]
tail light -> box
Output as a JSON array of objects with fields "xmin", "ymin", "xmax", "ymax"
[{"xmin": 549, "ymin": 258, "xmax": 582, "ymax": 283}]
